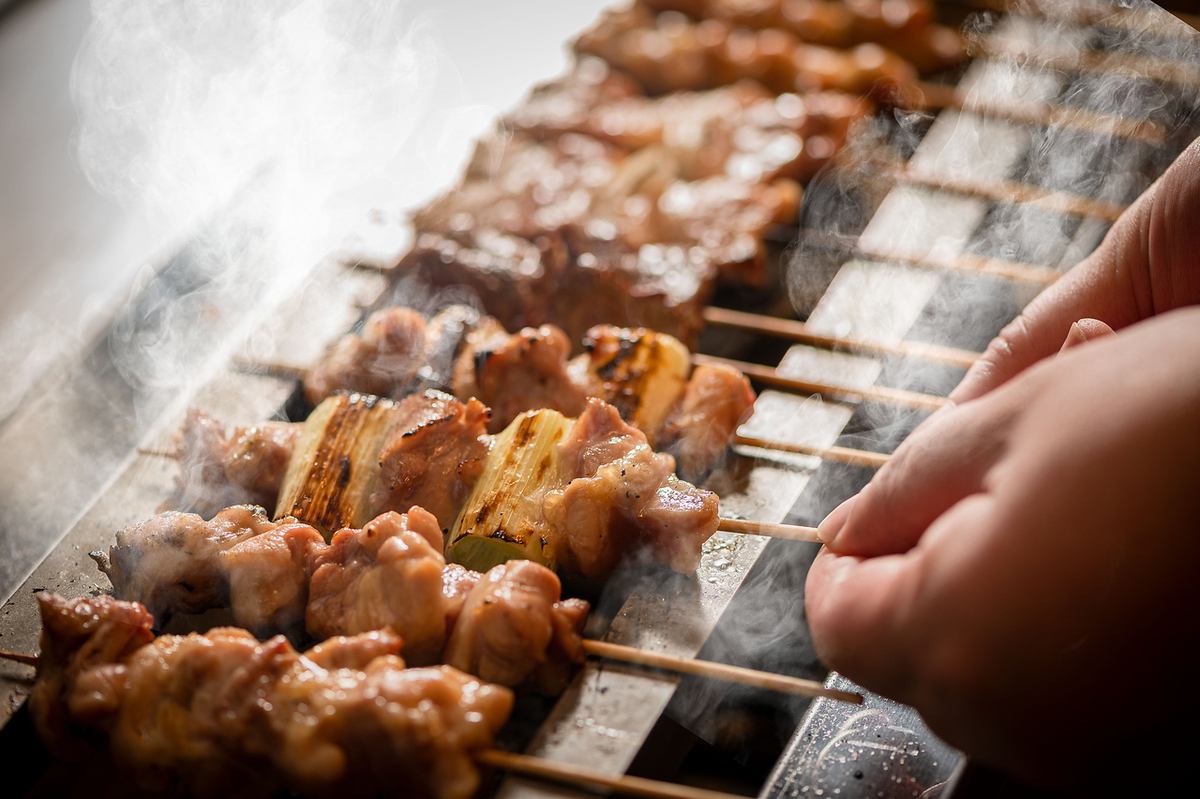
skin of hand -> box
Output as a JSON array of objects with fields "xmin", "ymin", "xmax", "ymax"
[
  {"xmin": 806, "ymin": 309, "xmax": 1200, "ymax": 787},
  {"xmin": 806, "ymin": 137, "xmax": 1200, "ymax": 789}
]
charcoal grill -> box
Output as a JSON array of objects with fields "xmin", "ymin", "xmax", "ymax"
[{"xmin": 1, "ymin": 1, "xmax": 1197, "ymax": 797}]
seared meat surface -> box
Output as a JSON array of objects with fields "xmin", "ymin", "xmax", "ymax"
[
  {"xmin": 545, "ymin": 399, "xmax": 720, "ymax": 579},
  {"xmin": 444, "ymin": 560, "xmax": 589, "ymax": 690},
  {"xmin": 641, "ymin": 0, "xmax": 965, "ymax": 72},
  {"xmin": 176, "ymin": 408, "xmax": 297, "ymax": 515},
  {"xmin": 575, "ymin": 4, "xmax": 919, "ymax": 100},
  {"xmin": 374, "ymin": 389, "xmax": 492, "ymax": 525},
  {"xmin": 93, "ymin": 504, "xmax": 293, "ymax": 621},
  {"xmin": 220, "ymin": 520, "xmax": 327, "ymax": 634},
  {"xmin": 97, "ymin": 506, "xmax": 590, "ymax": 691},
  {"xmin": 307, "ymin": 507, "xmax": 449, "ymax": 664},
  {"xmin": 660, "ymin": 363, "xmax": 757, "ymax": 481},
  {"xmin": 454, "ymin": 323, "xmax": 588, "ymax": 431},
  {"xmin": 31, "ymin": 593, "xmax": 512, "ymax": 799}
]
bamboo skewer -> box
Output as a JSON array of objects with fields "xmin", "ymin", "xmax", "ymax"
[
  {"xmin": 582, "ymin": 640, "xmax": 861, "ymax": 702},
  {"xmin": 703, "ymin": 306, "xmax": 979, "ymax": 369},
  {"xmin": 0, "ymin": 650, "xmax": 38, "ymax": 667},
  {"xmin": 734, "ymin": 435, "xmax": 890, "ymax": 469},
  {"xmin": 786, "ymin": 228, "xmax": 1059, "ymax": 286},
  {"xmin": 891, "ymin": 160, "xmax": 1129, "ymax": 221},
  {"xmin": 913, "ymin": 79, "xmax": 1167, "ymax": 145},
  {"xmin": 693, "ymin": 353, "xmax": 950, "ymax": 413},
  {"xmin": 717, "ymin": 517, "xmax": 822, "ymax": 543},
  {"xmin": 477, "ymin": 749, "xmax": 750, "ymax": 799},
  {"xmin": 978, "ymin": 37, "xmax": 1200, "ymax": 93}
]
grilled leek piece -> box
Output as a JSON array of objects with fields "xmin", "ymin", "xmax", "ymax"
[
  {"xmin": 275, "ymin": 393, "xmax": 403, "ymax": 534},
  {"xmin": 582, "ymin": 326, "xmax": 689, "ymax": 445},
  {"xmin": 446, "ymin": 409, "xmax": 574, "ymax": 572}
]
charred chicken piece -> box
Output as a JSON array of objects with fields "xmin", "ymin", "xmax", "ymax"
[
  {"xmin": 277, "ymin": 390, "xmax": 487, "ymax": 533},
  {"xmin": 373, "ymin": 390, "xmax": 491, "ymax": 525},
  {"xmin": 444, "ymin": 560, "xmax": 589, "ymax": 692},
  {"xmin": 640, "ymin": 0, "xmax": 965, "ymax": 73},
  {"xmin": 31, "ymin": 593, "xmax": 513, "ymax": 799},
  {"xmin": 175, "ymin": 408, "xmax": 298, "ymax": 515},
  {"xmin": 92, "ymin": 504, "xmax": 306, "ymax": 622},
  {"xmin": 307, "ymin": 507, "xmax": 449, "ymax": 664},
  {"xmin": 454, "ymin": 322, "xmax": 588, "ymax": 432},
  {"xmin": 575, "ymin": 5, "xmax": 918, "ymax": 102},
  {"xmin": 545, "ymin": 399, "xmax": 720, "ymax": 579},
  {"xmin": 660, "ymin": 363, "xmax": 757, "ymax": 482}
]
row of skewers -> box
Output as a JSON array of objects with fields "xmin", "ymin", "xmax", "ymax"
[{"xmin": 15, "ymin": 0, "xmax": 1191, "ymax": 796}]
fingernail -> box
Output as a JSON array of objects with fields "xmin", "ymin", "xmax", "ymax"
[{"xmin": 818, "ymin": 494, "xmax": 858, "ymax": 546}]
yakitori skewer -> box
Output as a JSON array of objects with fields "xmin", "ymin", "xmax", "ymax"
[
  {"xmin": 940, "ymin": 0, "xmax": 1200, "ymax": 41},
  {"xmin": 0, "ymin": 652, "xmax": 748, "ymax": 799},
  {"xmin": 733, "ymin": 435, "xmax": 891, "ymax": 469},
  {"xmin": 912, "ymin": 79, "xmax": 1167, "ymax": 145},
  {"xmin": 0, "ymin": 649, "xmax": 37, "ymax": 667},
  {"xmin": 781, "ymin": 228, "xmax": 1059, "ymax": 286},
  {"xmin": 703, "ymin": 306, "xmax": 979, "ymax": 369},
  {"xmin": 477, "ymin": 749, "xmax": 750, "ymax": 799},
  {"xmin": 133, "ymin": 444, "xmax": 837, "ymax": 545},
  {"xmin": 892, "ymin": 160, "xmax": 1129, "ymax": 221},
  {"xmin": 978, "ymin": 37, "xmax": 1200, "ymax": 92},
  {"xmin": 234, "ymin": 347, "xmax": 948, "ymax": 414},
  {"xmin": 693, "ymin": 354, "xmax": 949, "ymax": 413},
  {"xmin": 582, "ymin": 639, "xmax": 860, "ymax": 702}
]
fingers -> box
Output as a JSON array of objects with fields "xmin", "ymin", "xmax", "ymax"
[
  {"xmin": 1058, "ymin": 318, "xmax": 1114, "ymax": 351},
  {"xmin": 817, "ymin": 398, "xmax": 1008, "ymax": 557},
  {"xmin": 804, "ymin": 547, "xmax": 922, "ymax": 699}
]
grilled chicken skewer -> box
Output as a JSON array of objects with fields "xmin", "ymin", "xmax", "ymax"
[
  {"xmin": 305, "ymin": 304, "xmax": 756, "ymax": 481},
  {"xmin": 29, "ymin": 592, "xmax": 513, "ymax": 799},
  {"xmin": 178, "ymin": 391, "xmax": 724, "ymax": 577},
  {"xmin": 92, "ymin": 505, "xmax": 590, "ymax": 694},
  {"xmin": 87, "ymin": 505, "xmax": 853, "ymax": 702},
  {"xmin": 19, "ymin": 594, "xmax": 845, "ymax": 799}
]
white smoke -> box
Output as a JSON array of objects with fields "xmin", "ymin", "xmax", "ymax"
[{"xmin": 71, "ymin": 0, "xmax": 439, "ymax": 404}]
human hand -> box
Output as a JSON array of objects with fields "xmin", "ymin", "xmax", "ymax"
[
  {"xmin": 805, "ymin": 307, "xmax": 1200, "ymax": 788},
  {"xmin": 951, "ymin": 136, "xmax": 1200, "ymax": 403}
]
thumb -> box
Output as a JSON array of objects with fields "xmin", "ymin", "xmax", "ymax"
[{"xmin": 818, "ymin": 397, "xmax": 1009, "ymax": 557}]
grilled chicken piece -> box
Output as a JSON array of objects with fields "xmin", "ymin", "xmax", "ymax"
[
  {"xmin": 441, "ymin": 563, "xmax": 484, "ymax": 630},
  {"xmin": 304, "ymin": 306, "xmax": 428, "ymax": 406},
  {"xmin": 31, "ymin": 593, "xmax": 512, "ymax": 799},
  {"xmin": 660, "ymin": 363, "xmax": 757, "ymax": 481},
  {"xmin": 93, "ymin": 505, "xmax": 293, "ymax": 621},
  {"xmin": 545, "ymin": 399, "xmax": 720, "ymax": 579},
  {"xmin": 415, "ymin": 133, "xmax": 623, "ymax": 241},
  {"xmin": 374, "ymin": 390, "xmax": 492, "ymax": 525},
  {"xmin": 219, "ymin": 521, "xmax": 327, "ymax": 634},
  {"xmin": 454, "ymin": 323, "xmax": 588, "ymax": 432},
  {"xmin": 641, "ymin": 0, "xmax": 964, "ymax": 72},
  {"xmin": 176, "ymin": 408, "xmax": 298, "ymax": 515},
  {"xmin": 32, "ymin": 593, "xmax": 156, "ymax": 760},
  {"xmin": 576, "ymin": 5, "xmax": 917, "ymax": 101},
  {"xmin": 306, "ymin": 508, "xmax": 449, "ymax": 664},
  {"xmin": 444, "ymin": 560, "xmax": 589, "ymax": 691},
  {"xmin": 512, "ymin": 70, "xmax": 866, "ymax": 186}
]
